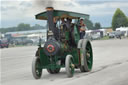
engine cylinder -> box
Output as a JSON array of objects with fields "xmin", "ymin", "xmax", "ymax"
[{"xmin": 43, "ymin": 38, "xmax": 61, "ymax": 56}]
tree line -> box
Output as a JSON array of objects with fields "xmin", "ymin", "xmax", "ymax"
[
  {"xmin": 85, "ymin": 19, "xmax": 102, "ymax": 30},
  {"xmin": 0, "ymin": 23, "xmax": 46, "ymax": 33},
  {"xmin": 0, "ymin": 21, "xmax": 102, "ymax": 33}
]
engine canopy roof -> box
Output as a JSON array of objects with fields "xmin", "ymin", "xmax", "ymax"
[{"xmin": 35, "ymin": 10, "xmax": 90, "ymax": 20}]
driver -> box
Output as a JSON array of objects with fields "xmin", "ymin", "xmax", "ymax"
[
  {"xmin": 53, "ymin": 17, "xmax": 59, "ymax": 40},
  {"xmin": 66, "ymin": 18, "xmax": 72, "ymax": 30},
  {"xmin": 60, "ymin": 18, "xmax": 66, "ymax": 30}
]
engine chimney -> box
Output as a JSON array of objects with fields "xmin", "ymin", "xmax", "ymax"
[
  {"xmin": 46, "ymin": 7, "xmax": 58, "ymax": 40},
  {"xmin": 46, "ymin": 7, "xmax": 54, "ymax": 31},
  {"xmin": 46, "ymin": 7, "xmax": 54, "ymax": 11}
]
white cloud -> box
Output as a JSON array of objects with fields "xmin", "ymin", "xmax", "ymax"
[
  {"xmin": 1, "ymin": 1, "xmax": 32, "ymax": 20},
  {"xmin": 1, "ymin": 0, "xmax": 128, "ymax": 27},
  {"xmin": 56, "ymin": 1, "xmax": 128, "ymax": 16}
]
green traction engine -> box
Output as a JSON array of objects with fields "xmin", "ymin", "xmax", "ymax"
[{"xmin": 32, "ymin": 7, "xmax": 93, "ymax": 79}]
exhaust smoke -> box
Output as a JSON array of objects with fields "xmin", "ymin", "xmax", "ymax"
[{"xmin": 35, "ymin": 0, "xmax": 54, "ymax": 9}]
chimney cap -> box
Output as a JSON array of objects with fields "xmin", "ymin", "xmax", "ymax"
[{"xmin": 46, "ymin": 7, "xmax": 54, "ymax": 11}]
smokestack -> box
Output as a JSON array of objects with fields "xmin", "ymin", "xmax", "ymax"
[
  {"xmin": 46, "ymin": 7, "xmax": 59, "ymax": 40},
  {"xmin": 46, "ymin": 7, "xmax": 55, "ymax": 33}
]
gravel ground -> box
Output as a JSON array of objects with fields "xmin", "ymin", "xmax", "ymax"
[{"xmin": 1, "ymin": 38, "xmax": 128, "ymax": 85}]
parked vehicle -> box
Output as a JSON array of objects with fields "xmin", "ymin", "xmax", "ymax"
[
  {"xmin": 115, "ymin": 31, "xmax": 123, "ymax": 39},
  {"xmin": 12, "ymin": 38, "xmax": 33, "ymax": 45},
  {"xmin": 0, "ymin": 39, "xmax": 9, "ymax": 48},
  {"xmin": 91, "ymin": 34, "xmax": 101, "ymax": 40},
  {"xmin": 30, "ymin": 38, "xmax": 46, "ymax": 45},
  {"xmin": 22, "ymin": 39, "xmax": 33, "ymax": 45},
  {"xmin": 109, "ymin": 32, "xmax": 115, "ymax": 38}
]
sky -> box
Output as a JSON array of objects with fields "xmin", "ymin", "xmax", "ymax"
[{"xmin": 0, "ymin": 0, "xmax": 128, "ymax": 28}]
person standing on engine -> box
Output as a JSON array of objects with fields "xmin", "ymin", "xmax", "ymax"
[
  {"xmin": 66, "ymin": 18, "xmax": 72, "ymax": 30},
  {"xmin": 79, "ymin": 19, "xmax": 86, "ymax": 39},
  {"xmin": 60, "ymin": 18, "xmax": 66, "ymax": 30}
]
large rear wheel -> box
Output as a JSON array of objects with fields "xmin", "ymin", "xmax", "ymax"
[
  {"xmin": 32, "ymin": 57, "xmax": 42, "ymax": 79},
  {"xmin": 65, "ymin": 55, "xmax": 74, "ymax": 77},
  {"xmin": 80, "ymin": 39, "xmax": 93, "ymax": 72}
]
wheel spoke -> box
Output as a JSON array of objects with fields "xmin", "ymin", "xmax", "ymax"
[
  {"xmin": 69, "ymin": 59, "xmax": 74, "ymax": 75},
  {"xmin": 86, "ymin": 46, "xmax": 92, "ymax": 68},
  {"xmin": 70, "ymin": 65, "xmax": 74, "ymax": 74},
  {"xmin": 87, "ymin": 60, "xmax": 91, "ymax": 64}
]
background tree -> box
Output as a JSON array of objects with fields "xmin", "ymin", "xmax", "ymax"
[
  {"xmin": 85, "ymin": 19, "xmax": 94, "ymax": 30},
  {"xmin": 32, "ymin": 24, "xmax": 45, "ymax": 30},
  {"xmin": 127, "ymin": 17, "xmax": 128, "ymax": 23},
  {"xmin": 17, "ymin": 23, "xmax": 31, "ymax": 31},
  {"xmin": 94, "ymin": 22, "xmax": 101, "ymax": 29},
  {"xmin": 0, "ymin": 23, "xmax": 45, "ymax": 33},
  {"xmin": 112, "ymin": 8, "xmax": 128, "ymax": 30}
]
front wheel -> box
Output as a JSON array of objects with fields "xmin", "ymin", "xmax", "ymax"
[
  {"xmin": 65, "ymin": 55, "xmax": 74, "ymax": 78},
  {"xmin": 32, "ymin": 57, "xmax": 42, "ymax": 79}
]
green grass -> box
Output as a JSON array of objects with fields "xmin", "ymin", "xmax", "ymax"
[
  {"xmin": 9, "ymin": 44, "xmax": 25, "ymax": 48},
  {"xmin": 100, "ymin": 36, "xmax": 109, "ymax": 40},
  {"xmin": 9, "ymin": 44, "xmax": 35, "ymax": 48}
]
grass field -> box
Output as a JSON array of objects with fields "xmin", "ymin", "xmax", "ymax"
[{"xmin": 100, "ymin": 36, "xmax": 109, "ymax": 40}]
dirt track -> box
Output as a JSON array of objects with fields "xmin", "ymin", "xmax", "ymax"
[{"xmin": 1, "ymin": 39, "xmax": 128, "ymax": 85}]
